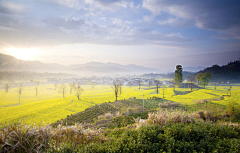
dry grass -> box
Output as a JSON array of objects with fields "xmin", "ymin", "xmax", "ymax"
[
  {"xmin": 0, "ymin": 122, "xmax": 104, "ymax": 153},
  {"xmin": 135, "ymin": 108, "xmax": 200, "ymax": 128},
  {"xmin": 194, "ymin": 99, "xmax": 211, "ymax": 105},
  {"xmin": 197, "ymin": 110, "xmax": 215, "ymax": 120},
  {"xmin": 0, "ymin": 122, "xmax": 51, "ymax": 153},
  {"xmin": 115, "ymin": 111, "xmax": 121, "ymax": 117},
  {"xmin": 98, "ymin": 113, "xmax": 114, "ymax": 120}
]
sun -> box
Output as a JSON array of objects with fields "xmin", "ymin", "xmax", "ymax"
[{"xmin": 5, "ymin": 48, "xmax": 40, "ymax": 61}]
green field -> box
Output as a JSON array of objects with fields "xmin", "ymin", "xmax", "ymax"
[{"xmin": 0, "ymin": 83, "xmax": 239, "ymax": 125}]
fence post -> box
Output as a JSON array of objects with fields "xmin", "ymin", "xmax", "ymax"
[{"xmin": 143, "ymin": 94, "xmax": 144, "ymax": 112}]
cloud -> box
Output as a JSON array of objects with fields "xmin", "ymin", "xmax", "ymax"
[
  {"xmin": 0, "ymin": 1, "xmax": 26, "ymax": 14},
  {"xmin": 43, "ymin": 0, "xmax": 84, "ymax": 9},
  {"xmin": 44, "ymin": 17, "xmax": 86, "ymax": 30},
  {"xmin": 158, "ymin": 18, "xmax": 193, "ymax": 28},
  {"xmin": 45, "ymin": 0, "xmax": 133, "ymax": 11},
  {"xmin": 85, "ymin": 0, "xmax": 131, "ymax": 11},
  {"xmin": 143, "ymin": 0, "xmax": 240, "ymax": 39}
]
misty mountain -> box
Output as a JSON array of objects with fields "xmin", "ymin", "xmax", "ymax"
[
  {"xmin": 0, "ymin": 53, "xmax": 161, "ymax": 75},
  {"xmin": 71, "ymin": 62, "xmax": 160, "ymax": 73},
  {"xmin": 0, "ymin": 53, "xmax": 67, "ymax": 72}
]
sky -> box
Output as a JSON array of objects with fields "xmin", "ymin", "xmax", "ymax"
[{"xmin": 0, "ymin": 0, "xmax": 240, "ymax": 71}]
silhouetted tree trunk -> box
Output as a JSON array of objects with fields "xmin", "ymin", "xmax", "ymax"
[
  {"xmin": 154, "ymin": 80, "xmax": 161, "ymax": 94},
  {"xmin": 137, "ymin": 79, "xmax": 142, "ymax": 89},
  {"xmin": 162, "ymin": 85, "xmax": 166, "ymax": 98},
  {"xmin": 5, "ymin": 84, "xmax": 9, "ymax": 93},
  {"xmin": 74, "ymin": 84, "xmax": 84, "ymax": 100},
  {"xmin": 112, "ymin": 79, "xmax": 122, "ymax": 101},
  {"xmin": 17, "ymin": 84, "xmax": 24, "ymax": 103},
  {"xmin": 59, "ymin": 84, "xmax": 67, "ymax": 98},
  {"xmin": 35, "ymin": 86, "xmax": 38, "ymax": 97}
]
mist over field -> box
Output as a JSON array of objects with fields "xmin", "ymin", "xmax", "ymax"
[{"xmin": 0, "ymin": 0, "xmax": 240, "ymax": 152}]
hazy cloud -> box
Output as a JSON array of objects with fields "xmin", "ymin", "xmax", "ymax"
[{"xmin": 44, "ymin": 17, "xmax": 86, "ymax": 30}]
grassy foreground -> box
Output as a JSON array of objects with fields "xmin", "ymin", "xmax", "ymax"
[{"xmin": 1, "ymin": 111, "xmax": 240, "ymax": 152}]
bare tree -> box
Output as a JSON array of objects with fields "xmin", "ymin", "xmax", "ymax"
[
  {"xmin": 59, "ymin": 84, "xmax": 67, "ymax": 98},
  {"xmin": 89, "ymin": 81, "xmax": 97, "ymax": 90},
  {"xmin": 154, "ymin": 80, "xmax": 161, "ymax": 94},
  {"xmin": 74, "ymin": 85, "xmax": 84, "ymax": 100},
  {"xmin": 112, "ymin": 79, "xmax": 122, "ymax": 101},
  {"xmin": 127, "ymin": 81, "xmax": 133, "ymax": 89},
  {"xmin": 229, "ymin": 86, "xmax": 232, "ymax": 96},
  {"xmin": 189, "ymin": 76, "xmax": 195, "ymax": 92},
  {"xmin": 148, "ymin": 80, "xmax": 153, "ymax": 89},
  {"xmin": 54, "ymin": 83, "xmax": 58, "ymax": 90},
  {"xmin": 162, "ymin": 85, "xmax": 166, "ymax": 98},
  {"xmin": 35, "ymin": 86, "xmax": 38, "ymax": 97},
  {"xmin": 17, "ymin": 84, "xmax": 24, "ymax": 103},
  {"xmin": 119, "ymin": 80, "xmax": 124, "ymax": 95},
  {"xmin": 137, "ymin": 79, "xmax": 142, "ymax": 89},
  {"xmin": 69, "ymin": 83, "xmax": 75, "ymax": 94},
  {"xmin": 5, "ymin": 84, "xmax": 9, "ymax": 93}
]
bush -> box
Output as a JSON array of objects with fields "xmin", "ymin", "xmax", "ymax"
[
  {"xmin": 79, "ymin": 123, "xmax": 240, "ymax": 153},
  {"xmin": 227, "ymin": 99, "xmax": 240, "ymax": 116}
]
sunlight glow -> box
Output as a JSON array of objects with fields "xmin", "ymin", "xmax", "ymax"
[{"xmin": 4, "ymin": 48, "xmax": 41, "ymax": 60}]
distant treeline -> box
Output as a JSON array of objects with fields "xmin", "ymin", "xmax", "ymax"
[
  {"xmin": 191, "ymin": 60, "xmax": 240, "ymax": 83},
  {"xmin": 142, "ymin": 71, "xmax": 195, "ymax": 80},
  {"xmin": 143, "ymin": 60, "xmax": 240, "ymax": 83}
]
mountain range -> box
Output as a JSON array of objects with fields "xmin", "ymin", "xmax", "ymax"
[
  {"xmin": 0, "ymin": 53, "xmax": 209, "ymax": 75},
  {"xmin": 0, "ymin": 53, "xmax": 161, "ymax": 75}
]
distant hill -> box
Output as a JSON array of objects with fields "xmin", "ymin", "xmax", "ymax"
[
  {"xmin": 0, "ymin": 53, "xmax": 68, "ymax": 72},
  {"xmin": 71, "ymin": 62, "xmax": 161, "ymax": 74},
  {"xmin": 193, "ymin": 61, "xmax": 240, "ymax": 83},
  {"xmin": 0, "ymin": 53, "xmax": 161, "ymax": 75}
]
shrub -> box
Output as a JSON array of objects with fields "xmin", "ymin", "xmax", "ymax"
[
  {"xmin": 227, "ymin": 99, "xmax": 240, "ymax": 116},
  {"xmin": 78, "ymin": 123, "xmax": 240, "ymax": 152}
]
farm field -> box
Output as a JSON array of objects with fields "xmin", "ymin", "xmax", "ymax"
[
  {"xmin": 0, "ymin": 84, "xmax": 156, "ymax": 125},
  {"xmin": 0, "ymin": 83, "xmax": 239, "ymax": 125},
  {"xmin": 167, "ymin": 86, "xmax": 240, "ymax": 105}
]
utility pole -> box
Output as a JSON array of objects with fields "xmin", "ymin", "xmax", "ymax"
[{"xmin": 143, "ymin": 94, "xmax": 144, "ymax": 112}]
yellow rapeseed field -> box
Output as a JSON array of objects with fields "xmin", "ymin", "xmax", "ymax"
[{"xmin": 0, "ymin": 84, "xmax": 239, "ymax": 125}]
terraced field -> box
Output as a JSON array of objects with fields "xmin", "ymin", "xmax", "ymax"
[{"xmin": 52, "ymin": 99, "xmax": 146, "ymax": 127}]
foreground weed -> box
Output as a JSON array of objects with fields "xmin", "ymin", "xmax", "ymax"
[
  {"xmin": 0, "ymin": 122, "xmax": 105, "ymax": 153},
  {"xmin": 0, "ymin": 122, "xmax": 51, "ymax": 153}
]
